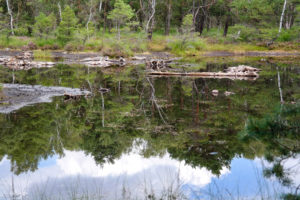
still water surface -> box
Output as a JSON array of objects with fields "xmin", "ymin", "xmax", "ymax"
[{"xmin": 0, "ymin": 56, "xmax": 299, "ymax": 199}]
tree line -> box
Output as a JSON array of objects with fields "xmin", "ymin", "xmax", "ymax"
[{"xmin": 0, "ymin": 0, "xmax": 299, "ymax": 43}]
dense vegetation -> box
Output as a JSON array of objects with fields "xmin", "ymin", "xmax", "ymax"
[{"xmin": 0, "ymin": 0, "xmax": 299, "ymax": 55}]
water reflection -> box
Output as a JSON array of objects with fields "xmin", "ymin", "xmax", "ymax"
[{"xmin": 0, "ymin": 57, "xmax": 299, "ymax": 199}]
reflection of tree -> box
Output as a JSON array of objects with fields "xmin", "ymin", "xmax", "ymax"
[
  {"xmin": 0, "ymin": 103, "xmax": 66, "ymax": 174},
  {"xmin": 241, "ymin": 103, "xmax": 300, "ymax": 199},
  {"xmin": 0, "ymin": 61, "xmax": 299, "ymax": 182}
]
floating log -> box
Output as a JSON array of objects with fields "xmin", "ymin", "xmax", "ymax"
[
  {"xmin": 147, "ymin": 65, "xmax": 261, "ymax": 80},
  {"xmin": 147, "ymin": 71, "xmax": 259, "ymax": 77},
  {"xmin": 79, "ymin": 56, "xmax": 126, "ymax": 67}
]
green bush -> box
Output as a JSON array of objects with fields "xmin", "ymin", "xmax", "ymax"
[
  {"xmin": 167, "ymin": 37, "xmax": 206, "ymax": 55},
  {"xmin": 277, "ymin": 27, "xmax": 300, "ymax": 42},
  {"xmin": 34, "ymin": 38, "xmax": 61, "ymax": 49},
  {"xmin": 228, "ymin": 25, "xmax": 257, "ymax": 42},
  {"xmin": 14, "ymin": 26, "xmax": 30, "ymax": 36},
  {"xmin": 258, "ymin": 28, "xmax": 278, "ymax": 41}
]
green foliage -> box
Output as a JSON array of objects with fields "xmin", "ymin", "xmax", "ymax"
[
  {"xmin": 108, "ymin": 0, "xmax": 134, "ymax": 39},
  {"xmin": 281, "ymin": 194, "xmax": 300, "ymax": 200},
  {"xmin": 167, "ymin": 37, "xmax": 207, "ymax": 55},
  {"xmin": 57, "ymin": 6, "xmax": 78, "ymax": 44},
  {"xmin": 231, "ymin": 0, "xmax": 274, "ymax": 27},
  {"xmin": 182, "ymin": 14, "xmax": 194, "ymax": 33},
  {"xmin": 14, "ymin": 26, "xmax": 30, "ymax": 36},
  {"xmin": 242, "ymin": 103, "xmax": 300, "ymax": 187},
  {"xmin": 277, "ymin": 27, "xmax": 300, "ymax": 42},
  {"xmin": 34, "ymin": 37, "xmax": 61, "ymax": 49},
  {"xmin": 108, "ymin": 0, "xmax": 134, "ymax": 26},
  {"xmin": 33, "ymin": 12, "xmax": 56, "ymax": 38},
  {"xmin": 228, "ymin": 25, "xmax": 258, "ymax": 42},
  {"xmin": 33, "ymin": 50, "xmax": 52, "ymax": 60}
]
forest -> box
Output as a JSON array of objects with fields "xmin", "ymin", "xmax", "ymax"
[{"xmin": 0, "ymin": 0, "xmax": 299, "ymax": 56}]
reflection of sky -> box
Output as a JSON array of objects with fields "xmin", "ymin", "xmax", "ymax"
[{"xmin": 0, "ymin": 151, "xmax": 297, "ymax": 200}]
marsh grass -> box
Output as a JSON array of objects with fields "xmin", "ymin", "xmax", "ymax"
[
  {"xmin": 0, "ymin": 31, "xmax": 298, "ymax": 59},
  {"xmin": 33, "ymin": 50, "xmax": 52, "ymax": 60},
  {"xmin": 0, "ymin": 36, "xmax": 31, "ymax": 49}
]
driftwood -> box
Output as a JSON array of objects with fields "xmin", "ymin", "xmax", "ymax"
[
  {"xmin": 79, "ymin": 56, "xmax": 126, "ymax": 67},
  {"xmin": 0, "ymin": 51, "xmax": 55, "ymax": 70},
  {"xmin": 148, "ymin": 71, "xmax": 259, "ymax": 77},
  {"xmin": 146, "ymin": 59, "xmax": 172, "ymax": 71},
  {"xmin": 147, "ymin": 65, "xmax": 261, "ymax": 80}
]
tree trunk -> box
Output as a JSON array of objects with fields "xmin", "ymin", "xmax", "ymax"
[
  {"xmin": 103, "ymin": 0, "xmax": 108, "ymax": 32},
  {"xmin": 99, "ymin": 0, "xmax": 103, "ymax": 12},
  {"xmin": 86, "ymin": 0, "xmax": 93, "ymax": 40},
  {"xmin": 148, "ymin": 17, "xmax": 155, "ymax": 40},
  {"xmin": 278, "ymin": 0, "xmax": 287, "ymax": 34},
  {"xmin": 146, "ymin": 0, "xmax": 156, "ymax": 40},
  {"xmin": 199, "ymin": 13, "xmax": 205, "ymax": 35},
  {"xmin": 165, "ymin": 0, "xmax": 172, "ymax": 35},
  {"xmin": 277, "ymin": 67, "xmax": 284, "ymax": 103},
  {"xmin": 199, "ymin": 0, "xmax": 207, "ymax": 35},
  {"xmin": 6, "ymin": 0, "xmax": 14, "ymax": 35},
  {"xmin": 58, "ymin": 2, "xmax": 62, "ymax": 22},
  {"xmin": 223, "ymin": 16, "xmax": 230, "ymax": 37},
  {"xmin": 117, "ymin": 23, "xmax": 121, "ymax": 40}
]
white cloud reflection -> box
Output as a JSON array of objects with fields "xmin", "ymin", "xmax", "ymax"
[{"xmin": 0, "ymin": 150, "xmax": 229, "ymax": 199}]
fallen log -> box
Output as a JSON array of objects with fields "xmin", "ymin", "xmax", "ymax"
[
  {"xmin": 79, "ymin": 56, "xmax": 126, "ymax": 67},
  {"xmin": 147, "ymin": 65, "xmax": 261, "ymax": 80},
  {"xmin": 147, "ymin": 71, "xmax": 259, "ymax": 77}
]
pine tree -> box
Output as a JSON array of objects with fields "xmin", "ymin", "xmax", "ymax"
[
  {"xmin": 34, "ymin": 13, "xmax": 56, "ymax": 38},
  {"xmin": 108, "ymin": 0, "xmax": 134, "ymax": 40},
  {"xmin": 57, "ymin": 6, "xmax": 78, "ymax": 43}
]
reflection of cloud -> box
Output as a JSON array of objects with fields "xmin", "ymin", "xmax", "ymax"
[
  {"xmin": 57, "ymin": 151, "xmax": 229, "ymax": 186},
  {"xmin": 0, "ymin": 150, "xmax": 229, "ymax": 199}
]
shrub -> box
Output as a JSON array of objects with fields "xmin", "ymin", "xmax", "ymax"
[
  {"xmin": 33, "ymin": 12, "xmax": 56, "ymax": 38},
  {"xmin": 277, "ymin": 27, "xmax": 300, "ymax": 42},
  {"xmin": 228, "ymin": 25, "xmax": 257, "ymax": 42},
  {"xmin": 35, "ymin": 38, "xmax": 61, "ymax": 49},
  {"xmin": 166, "ymin": 37, "xmax": 206, "ymax": 55},
  {"xmin": 14, "ymin": 26, "xmax": 29, "ymax": 36}
]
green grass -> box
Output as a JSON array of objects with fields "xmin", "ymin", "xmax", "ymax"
[
  {"xmin": 0, "ymin": 36, "xmax": 32, "ymax": 49},
  {"xmin": 0, "ymin": 29, "xmax": 299, "ymax": 58},
  {"xmin": 33, "ymin": 50, "xmax": 52, "ymax": 60}
]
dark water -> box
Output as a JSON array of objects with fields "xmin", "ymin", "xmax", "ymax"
[{"xmin": 0, "ymin": 57, "xmax": 299, "ymax": 200}]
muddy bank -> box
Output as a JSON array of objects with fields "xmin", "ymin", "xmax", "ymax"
[{"xmin": 0, "ymin": 84, "xmax": 90, "ymax": 113}]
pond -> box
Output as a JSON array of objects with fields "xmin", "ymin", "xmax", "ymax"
[{"xmin": 0, "ymin": 55, "xmax": 299, "ymax": 200}]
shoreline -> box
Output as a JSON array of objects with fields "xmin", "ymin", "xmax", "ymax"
[{"xmin": 1, "ymin": 49, "xmax": 300, "ymax": 59}]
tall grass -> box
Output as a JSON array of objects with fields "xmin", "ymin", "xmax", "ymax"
[{"xmin": 0, "ymin": 29, "xmax": 298, "ymax": 58}]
